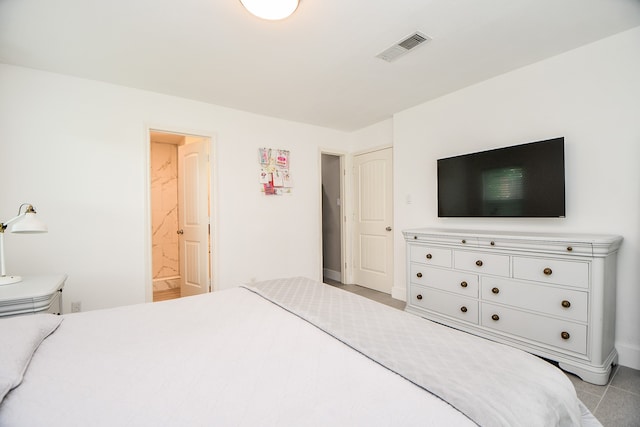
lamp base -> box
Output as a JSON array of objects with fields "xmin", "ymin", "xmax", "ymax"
[{"xmin": 0, "ymin": 275, "xmax": 23, "ymax": 286}]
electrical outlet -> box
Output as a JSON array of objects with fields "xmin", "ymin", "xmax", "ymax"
[{"xmin": 71, "ymin": 301, "xmax": 81, "ymax": 313}]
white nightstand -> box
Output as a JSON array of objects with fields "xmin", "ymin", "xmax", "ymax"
[{"xmin": 0, "ymin": 274, "xmax": 67, "ymax": 317}]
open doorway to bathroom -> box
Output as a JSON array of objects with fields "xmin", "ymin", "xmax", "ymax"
[{"xmin": 149, "ymin": 130, "xmax": 212, "ymax": 302}]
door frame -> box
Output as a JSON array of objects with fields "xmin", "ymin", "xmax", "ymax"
[
  {"xmin": 143, "ymin": 124, "xmax": 218, "ymax": 302},
  {"xmin": 318, "ymin": 148, "xmax": 348, "ymax": 284}
]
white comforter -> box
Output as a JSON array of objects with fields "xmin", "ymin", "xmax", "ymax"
[
  {"xmin": 0, "ymin": 277, "xmax": 598, "ymax": 426},
  {"xmin": 1, "ymin": 283, "xmax": 472, "ymax": 426}
]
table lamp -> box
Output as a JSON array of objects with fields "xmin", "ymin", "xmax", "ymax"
[{"xmin": 0, "ymin": 203, "xmax": 48, "ymax": 285}]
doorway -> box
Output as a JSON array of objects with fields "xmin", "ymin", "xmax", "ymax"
[
  {"xmin": 321, "ymin": 153, "xmax": 344, "ymax": 284},
  {"xmin": 149, "ymin": 130, "xmax": 212, "ymax": 302}
]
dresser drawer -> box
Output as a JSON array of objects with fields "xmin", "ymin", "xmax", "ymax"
[
  {"xmin": 410, "ymin": 265, "xmax": 478, "ymax": 297},
  {"xmin": 409, "ymin": 245, "xmax": 452, "ymax": 268},
  {"xmin": 481, "ymin": 303, "xmax": 587, "ymax": 355},
  {"xmin": 409, "ymin": 286, "xmax": 478, "ymax": 324},
  {"xmin": 481, "ymin": 277, "xmax": 587, "ymax": 322},
  {"xmin": 454, "ymin": 250, "xmax": 510, "ymax": 277},
  {"xmin": 513, "ymin": 257, "xmax": 589, "ymax": 288}
]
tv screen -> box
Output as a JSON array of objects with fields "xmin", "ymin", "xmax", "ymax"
[{"xmin": 437, "ymin": 138, "xmax": 565, "ymax": 217}]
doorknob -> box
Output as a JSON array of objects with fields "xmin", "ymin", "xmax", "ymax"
[
  {"xmin": 386, "ymin": 226, "xmax": 392, "ymax": 231},
  {"xmin": 177, "ymin": 229, "xmax": 184, "ymax": 235}
]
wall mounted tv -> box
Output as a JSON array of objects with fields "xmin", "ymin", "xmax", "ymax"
[{"xmin": 437, "ymin": 137, "xmax": 565, "ymax": 218}]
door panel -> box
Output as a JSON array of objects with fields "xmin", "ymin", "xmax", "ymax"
[
  {"xmin": 360, "ymin": 234, "xmax": 387, "ymax": 273},
  {"xmin": 178, "ymin": 140, "xmax": 210, "ymax": 297},
  {"xmin": 353, "ymin": 147, "xmax": 393, "ymax": 293}
]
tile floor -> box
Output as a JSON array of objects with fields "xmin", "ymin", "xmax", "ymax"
[{"xmin": 324, "ymin": 279, "xmax": 640, "ymax": 427}]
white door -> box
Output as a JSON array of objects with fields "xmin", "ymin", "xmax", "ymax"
[
  {"xmin": 353, "ymin": 147, "xmax": 393, "ymax": 293},
  {"xmin": 178, "ymin": 139, "xmax": 210, "ymax": 297}
]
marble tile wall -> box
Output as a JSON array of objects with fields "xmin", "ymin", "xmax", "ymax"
[{"xmin": 151, "ymin": 141, "xmax": 180, "ymax": 290}]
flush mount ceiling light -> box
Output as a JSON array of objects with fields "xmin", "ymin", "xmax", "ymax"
[{"xmin": 240, "ymin": 0, "xmax": 299, "ymax": 20}]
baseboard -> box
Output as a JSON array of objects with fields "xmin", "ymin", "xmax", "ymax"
[
  {"xmin": 617, "ymin": 341, "xmax": 640, "ymax": 370},
  {"xmin": 323, "ymin": 268, "xmax": 341, "ymax": 282},
  {"xmin": 391, "ymin": 285, "xmax": 406, "ymax": 302}
]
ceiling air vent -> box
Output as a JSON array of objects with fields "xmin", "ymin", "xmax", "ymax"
[{"xmin": 376, "ymin": 31, "xmax": 431, "ymax": 62}]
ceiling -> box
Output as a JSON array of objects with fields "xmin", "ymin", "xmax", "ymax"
[{"xmin": 1, "ymin": 0, "xmax": 639, "ymax": 132}]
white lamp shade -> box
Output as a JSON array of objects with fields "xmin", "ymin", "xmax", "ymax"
[
  {"xmin": 240, "ymin": 0, "xmax": 299, "ymax": 20},
  {"xmin": 10, "ymin": 212, "xmax": 48, "ymax": 234}
]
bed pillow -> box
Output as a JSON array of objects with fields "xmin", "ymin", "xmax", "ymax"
[{"xmin": 0, "ymin": 313, "xmax": 63, "ymax": 402}]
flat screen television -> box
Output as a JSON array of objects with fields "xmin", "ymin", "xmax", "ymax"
[{"xmin": 437, "ymin": 137, "xmax": 565, "ymax": 218}]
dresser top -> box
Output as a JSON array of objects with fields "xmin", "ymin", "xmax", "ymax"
[
  {"xmin": 0, "ymin": 274, "xmax": 67, "ymax": 302},
  {"xmin": 403, "ymin": 228, "xmax": 623, "ymax": 255},
  {"xmin": 404, "ymin": 228, "xmax": 621, "ymax": 242}
]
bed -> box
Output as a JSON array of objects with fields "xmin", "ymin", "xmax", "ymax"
[{"xmin": 0, "ymin": 277, "xmax": 599, "ymax": 426}]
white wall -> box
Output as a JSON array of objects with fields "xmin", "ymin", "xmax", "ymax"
[
  {"xmin": 0, "ymin": 64, "xmax": 349, "ymax": 311},
  {"xmin": 393, "ymin": 27, "xmax": 640, "ymax": 369},
  {"xmin": 349, "ymin": 119, "xmax": 393, "ymax": 153}
]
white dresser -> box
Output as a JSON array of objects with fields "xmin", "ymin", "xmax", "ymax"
[{"xmin": 403, "ymin": 228, "xmax": 622, "ymax": 385}]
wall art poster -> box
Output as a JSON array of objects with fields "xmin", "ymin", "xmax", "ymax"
[{"xmin": 258, "ymin": 147, "xmax": 293, "ymax": 195}]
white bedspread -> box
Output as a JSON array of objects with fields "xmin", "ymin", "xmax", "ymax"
[
  {"xmin": 0, "ymin": 277, "xmax": 600, "ymax": 426},
  {"xmin": 0, "ymin": 283, "xmax": 473, "ymax": 426}
]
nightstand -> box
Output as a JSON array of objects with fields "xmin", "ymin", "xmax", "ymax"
[{"xmin": 0, "ymin": 274, "xmax": 67, "ymax": 317}]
